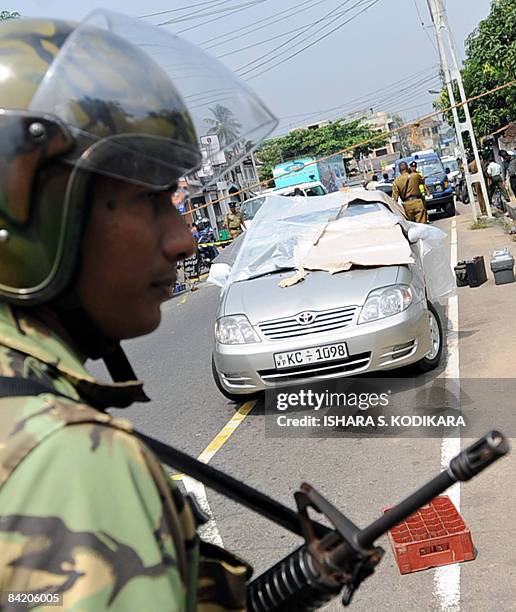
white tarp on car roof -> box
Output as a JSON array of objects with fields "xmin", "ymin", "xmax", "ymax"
[
  {"xmin": 299, "ymin": 209, "xmax": 414, "ymax": 273},
  {"xmin": 224, "ymin": 190, "xmax": 454, "ymax": 300}
]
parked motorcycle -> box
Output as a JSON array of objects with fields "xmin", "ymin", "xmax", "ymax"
[{"xmin": 196, "ymin": 221, "xmax": 219, "ymax": 270}]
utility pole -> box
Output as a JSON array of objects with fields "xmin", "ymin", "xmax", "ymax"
[{"xmin": 427, "ymin": 0, "xmax": 491, "ymax": 220}]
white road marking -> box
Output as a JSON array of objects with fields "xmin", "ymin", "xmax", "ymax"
[
  {"xmin": 183, "ymin": 476, "xmax": 224, "ymax": 546},
  {"xmin": 180, "ymin": 401, "xmax": 257, "ymax": 546},
  {"xmin": 434, "ymin": 217, "xmax": 461, "ymax": 611}
]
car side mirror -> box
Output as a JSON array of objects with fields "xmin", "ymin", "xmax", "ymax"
[
  {"xmin": 208, "ymin": 263, "xmax": 231, "ymax": 288},
  {"xmin": 407, "ymin": 224, "xmax": 431, "ymax": 243},
  {"xmin": 445, "ymin": 167, "xmax": 451, "ymax": 174}
]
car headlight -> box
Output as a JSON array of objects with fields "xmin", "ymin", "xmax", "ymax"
[
  {"xmin": 358, "ymin": 285, "xmax": 413, "ymax": 324},
  {"xmin": 215, "ymin": 315, "xmax": 261, "ymax": 344}
]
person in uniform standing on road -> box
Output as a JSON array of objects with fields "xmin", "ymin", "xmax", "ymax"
[
  {"xmin": 0, "ymin": 11, "xmax": 275, "ymax": 610},
  {"xmin": 224, "ymin": 202, "xmax": 246, "ymax": 238},
  {"xmin": 392, "ymin": 161, "xmax": 428, "ymax": 223}
]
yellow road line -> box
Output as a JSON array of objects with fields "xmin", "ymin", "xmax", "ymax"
[{"xmin": 171, "ymin": 400, "xmax": 256, "ymax": 481}]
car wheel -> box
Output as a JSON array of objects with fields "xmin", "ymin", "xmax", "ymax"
[
  {"xmin": 211, "ymin": 355, "xmax": 259, "ymax": 403},
  {"xmin": 414, "ymin": 302, "xmax": 443, "ymax": 373},
  {"xmin": 444, "ymin": 199, "xmax": 456, "ymax": 217}
]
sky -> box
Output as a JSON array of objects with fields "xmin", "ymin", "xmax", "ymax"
[{"xmin": 9, "ymin": 0, "xmax": 493, "ymax": 136}]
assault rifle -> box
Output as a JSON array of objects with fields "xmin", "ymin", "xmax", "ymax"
[
  {"xmin": 139, "ymin": 430, "xmax": 509, "ymax": 611},
  {"xmin": 1, "ymin": 379, "xmax": 508, "ymax": 609}
]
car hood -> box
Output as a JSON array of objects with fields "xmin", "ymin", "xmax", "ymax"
[{"xmin": 222, "ymin": 266, "xmax": 400, "ymax": 323}]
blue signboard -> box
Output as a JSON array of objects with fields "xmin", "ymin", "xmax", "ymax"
[{"xmin": 273, "ymin": 157, "xmax": 320, "ymax": 188}]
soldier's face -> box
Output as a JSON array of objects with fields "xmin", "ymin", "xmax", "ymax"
[{"xmin": 78, "ymin": 175, "xmax": 195, "ymax": 340}]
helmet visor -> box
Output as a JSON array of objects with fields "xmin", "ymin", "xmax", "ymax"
[{"xmin": 29, "ymin": 9, "xmax": 277, "ymax": 191}]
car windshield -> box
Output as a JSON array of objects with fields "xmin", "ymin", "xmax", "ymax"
[
  {"xmin": 342, "ymin": 202, "xmax": 382, "ymax": 216},
  {"xmin": 305, "ymin": 185, "xmax": 326, "ymax": 196},
  {"xmin": 283, "ymin": 185, "xmax": 326, "ymax": 197},
  {"xmin": 418, "ymin": 160, "xmax": 444, "ymax": 178},
  {"xmin": 228, "ymin": 194, "xmax": 394, "ymax": 283},
  {"xmin": 444, "ymin": 160, "xmax": 459, "ymax": 172},
  {"xmin": 241, "ymin": 197, "xmax": 266, "ymax": 221}
]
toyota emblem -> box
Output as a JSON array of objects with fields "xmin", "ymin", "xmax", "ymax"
[{"xmin": 296, "ymin": 311, "xmax": 315, "ymax": 325}]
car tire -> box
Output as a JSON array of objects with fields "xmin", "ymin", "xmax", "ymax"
[
  {"xmin": 414, "ymin": 302, "xmax": 443, "ymax": 373},
  {"xmin": 211, "ymin": 354, "xmax": 259, "ymax": 403},
  {"xmin": 444, "ymin": 199, "xmax": 456, "ymax": 217}
]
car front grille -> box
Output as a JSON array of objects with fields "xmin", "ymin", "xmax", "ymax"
[
  {"xmin": 258, "ymin": 351, "xmax": 371, "ymax": 383},
  {"xmin": 258, "ymin": 306, "xmax": 358, "ymax": 340},
  {"xmin": 428, "ymin": 184, "xmax": 443, "ymax": 194}
]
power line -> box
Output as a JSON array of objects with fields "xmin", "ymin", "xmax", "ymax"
[
  {"xmin": 151, "ymin": 0, "xmax": 269, "ymax": 30},
  {"xmin": 182, "ymin": 66, "xmax": 438, "ymax": 121},
  {"xmin": 272, "ymin": 71, "xmax": 440, "ymax": 134},
  {"xmin": 201, "ymin": 0, "xmax": 330, "ymax": 50},
  {"xmin": 173, "ymin": 1, "xmax": 270, "ymax": 32},
  {"xmin": 268, "ymin": 65, "xmax": 438, "ymax": 121},
  {"xmin": 241, "ymin": 0, "xmax": 382, "ymax": 80},
  {"xmin": 184, "ymin": 79, "xmax": 516, "ymax": 211},
  {"xmin": 235, "ymin": 0, "xmax": 356, "ymax": 74},
  {"xmin": 412, "ymin": 0, "xmax": 440, "ymax": 57},
  {"xmin": 159, "ymin": 0, "xmax": 233, "ymax": 25},
  {"xmin": 216, "ymin": 24, "xmax": 309, "ymax": 59},
  {"xmin": 139, "ymin": 0, "xmax": 230, "ymax": 20},
  {"xmin": 275, "ymin": 68, "xmax": 439, "ymax": 126}
]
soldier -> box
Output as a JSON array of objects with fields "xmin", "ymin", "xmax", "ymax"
[
  {"xmin": 392, "ymin": 161, "xmax": 428, "ymax": 223},
  {"xmin": 0, "ymin": 11, "xmax": 275, "ymax": 610},
  {"xmin": 224, "ymin": 203, "xmax": 246, "ymax": 238}
]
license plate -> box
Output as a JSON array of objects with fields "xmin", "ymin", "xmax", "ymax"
[{"xmin": 274, "ymin": 342, "xmax": 348, "ymax": 369}]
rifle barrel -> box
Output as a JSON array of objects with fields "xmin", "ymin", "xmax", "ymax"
[{"xmin": 356, "ymin": 430, "xmax": 509, "ymax": 549}]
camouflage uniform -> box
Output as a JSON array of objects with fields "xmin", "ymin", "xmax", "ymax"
[
  {"xmin": 0, "ymin": 302, "xmax": 249, "ymax": 610},
  {"xmin": 0, "ymin": 12, "xmax": 270, "ymax": 610}
]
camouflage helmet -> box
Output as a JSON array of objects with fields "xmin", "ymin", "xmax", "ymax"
[{"xmin": 0, "ymin": 11, "xmax": 277, "ymax": 305}]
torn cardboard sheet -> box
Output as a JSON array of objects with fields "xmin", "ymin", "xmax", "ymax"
[
  {"xmin": 302, "ymin": 223, "xmax": 414, "ymax": 274},
  {"xmin": 278, "ymin": 209, "xmax": 415, "ymax": 286}
]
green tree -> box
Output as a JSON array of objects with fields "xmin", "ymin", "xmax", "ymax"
[
  {"xmin": 255, "ymin": 119, "xmax": 387, "ymax": 183},
  {"xmin": 204, "ymin": 104, "xmax": 242, "ymax": 148},
  {"xmin": 0, "ymin": 10, "xmax": 20, "ymax": 19},
  {"xmin": 434, "ymin": 0, "xmax": 516, "ymax": 137}
]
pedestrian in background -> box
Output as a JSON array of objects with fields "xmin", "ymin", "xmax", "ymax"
[
  {"xmin": 392, "ymin": 161, "xmax": 428, "ymax": 223},
  {"xmin": 468, "ymin": 156, "xmax": 489, "ymax": 215},
  {"xmin": 366, "ymin": 174, "xmax": 380, "ymax": 190},
  {"xmin": 486, "ymin": 158, "xmax": 508, "ymax": 209},
  {"xmin": 500, "ymin": 150, "xmax": 516, "ymax": 199}
]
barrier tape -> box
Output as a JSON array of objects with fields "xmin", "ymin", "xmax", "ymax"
[
  {"xmin": 198, "ymin": 239, "xmax": 233, "ymax": 247},
  {"xmin": 181, "ymin": 79, "xmax": 516, "ymax": 215}
]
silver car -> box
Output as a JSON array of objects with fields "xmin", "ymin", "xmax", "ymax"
[{"xmin": 211, "ymin": 196, "xmax": 444, "ymax": 401}]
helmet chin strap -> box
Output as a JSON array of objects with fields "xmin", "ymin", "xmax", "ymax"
[{"xmin": 51, "ymin": 289, "xmax": 150, "ymax": 402}]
